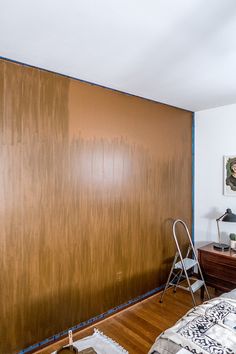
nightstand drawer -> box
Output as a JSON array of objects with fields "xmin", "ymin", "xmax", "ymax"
[
  {"xmin": 198, "ymin": 243, "xmax": 236, "ymax": 293},
  {"xmin": 203, "ymin": 274, "xmax": 236, "ymax": 292},
  {"xmin": 201, "ymin": 252, "xmax": 236, "ymax": 268},
  {"xmin": 201, "ymin": 259, "xmax": 236, "ymax": 284}
]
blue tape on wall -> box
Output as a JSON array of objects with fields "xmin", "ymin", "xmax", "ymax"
[
  {"xmin": 19, "ymin": 284, "xmax": 164, "ymax": 354},
  {"xmin": 0, "ymin": 55, "xmax": 193, "ymax": 113},
  {"xmin": 192, "ymin": 112, "xmax": 195, "ymax": 244}
]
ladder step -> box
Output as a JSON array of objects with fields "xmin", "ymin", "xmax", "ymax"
[
  {"xmin": 174, "ymin": 279, "xmax": 204, "ymax": 293},
  {"xmin": 191, "ymin": 279, "xmax": 204, "ymax": 293},
  {"xmin": 174, "ymin": 258, "xmax": 197, "ymax": 271}
]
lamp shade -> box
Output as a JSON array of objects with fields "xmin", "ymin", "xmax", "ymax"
[
  {"xmin": 214, "ymin": 208, "xmax": 236, "ymax": 251},
  {"xmin": 222, "ymin": 208, "xmax": 236, "ymax": 222}
]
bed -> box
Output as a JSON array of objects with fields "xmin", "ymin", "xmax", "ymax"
[{"xmin": 148, "ymin": 289, "xmax": 236, "ymax": 354}]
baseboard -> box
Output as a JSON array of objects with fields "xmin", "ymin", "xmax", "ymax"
[{"xmin": 20, "ymin": 284, "xmax": 165, "ymax": 354}]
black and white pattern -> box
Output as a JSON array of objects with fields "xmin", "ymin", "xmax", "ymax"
[
  {"xmin": 177, "ymin": 301, "xmax": 236, "ymax": 354},
  {"xmin": 206, "ymin": 301, "xmax": 236, "ymax": 322},
  {"xmin": 149, "ymin": 292, "xmax": 236, "ymax": 354},
  {"xmin": 179, "ymin": 315, "xmax": 233, "ymax": 353}
]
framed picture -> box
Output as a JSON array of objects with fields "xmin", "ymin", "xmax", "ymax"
[{"xmin": 224, "ymin": 155, "xmax": 236, "ymax": 196}]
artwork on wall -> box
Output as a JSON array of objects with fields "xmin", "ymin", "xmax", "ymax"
[{"xmin": 224, "ymin": 156, "xmax": 236, "ymax": 196}]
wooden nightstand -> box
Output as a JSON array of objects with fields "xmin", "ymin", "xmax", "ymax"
[{"xmin": 198, "ymin": 243, "xmax": 236, "ymax": 298}]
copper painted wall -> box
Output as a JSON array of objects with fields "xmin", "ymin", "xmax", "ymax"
[{"xmin": 0, "ymin": 59, "xmax": 192, "ymax": 353}]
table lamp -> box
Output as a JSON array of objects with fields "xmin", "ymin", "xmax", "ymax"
[{"xmin": 213, "ymin": 208, "xmax": 236, "ymax": 251}]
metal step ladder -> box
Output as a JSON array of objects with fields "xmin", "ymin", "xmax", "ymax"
[{"xmin": 159, "ymin": 219, "xmax": 210, "ymax": 307}]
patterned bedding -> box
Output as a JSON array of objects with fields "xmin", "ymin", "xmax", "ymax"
[{"xmin": 149, "ymin": 289, "xmax": 236, "ymax": 354}]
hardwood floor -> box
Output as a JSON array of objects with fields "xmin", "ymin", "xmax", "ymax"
[{"xmin": 34, "ymin": 287, "xmax": 213, "ymax": 354}]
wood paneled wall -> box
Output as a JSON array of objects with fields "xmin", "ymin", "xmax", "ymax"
[{"xmin": 0, "ymin": 59, "xmax": 192, "ymax": 353}]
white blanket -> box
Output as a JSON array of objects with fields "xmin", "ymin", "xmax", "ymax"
[{"xmin": 162, "ymin": 298, "xmax": 236, "ymax": 354}]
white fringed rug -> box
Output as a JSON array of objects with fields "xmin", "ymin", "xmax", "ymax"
[{"xmin": 52, "ymin": 329, "xmax": 129, "ymax": 354}]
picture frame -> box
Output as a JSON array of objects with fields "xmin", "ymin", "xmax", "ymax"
[{"xmin": 224, "ymin": 155, "xmax": 236, "ymax": 196}]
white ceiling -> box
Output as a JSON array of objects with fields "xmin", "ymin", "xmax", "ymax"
[{"xmin": 1, "ymin": 0, "xmax": 236, "ymax": 111}]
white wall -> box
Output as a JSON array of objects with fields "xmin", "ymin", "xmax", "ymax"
[{"xmin": 195, "ymin": 104, "xmax": 236, "ymax": 248}]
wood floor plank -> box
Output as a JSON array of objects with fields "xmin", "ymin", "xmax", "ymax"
[
  {"xmin": 115, "ymin": 316, "xmax": 154, "ymax": 345},
  {"xmin": 101, "ymin": 321, "xmax": 146, "ymax": 354}
]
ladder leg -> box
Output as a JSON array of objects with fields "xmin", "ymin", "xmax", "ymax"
[
  {"xmin": 159, "ymin": 253, "xmax": 178, "ymax": 303},
  {"xmin": 189, "ymin": 285, "xmax": 197, "ymax": 307},
  {"xmin": 173, "ymin": 269, "xmax": 183, "ymax": 293},
  {"xmin": 204, "ymin": 283, "xmax": 210, "ymax": 300},
  {"xmin": 197, "ymin": 263, "xmax": 210, "ymax": 300},
  {"xmin": 183, "ymin": 265, "xmax": 197, "ymax": 307}
]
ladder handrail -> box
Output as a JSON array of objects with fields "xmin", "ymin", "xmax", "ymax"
[
  {"xmin": 173, "ymin": 219, "xmax": 210, "ymax": 299},
  {"xmin": 160, "ymin": 219, "xmax": 210, "ymax": 306},
  {"xmin": 173, "ymin": 220, "xmax": 196, "ymax": 305}
]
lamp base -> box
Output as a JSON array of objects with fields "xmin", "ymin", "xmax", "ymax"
[{"xmin": 213, "ymin": 242, "xmax": 230, "ymax": 251}]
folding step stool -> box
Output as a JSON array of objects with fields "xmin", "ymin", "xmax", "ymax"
[{"xmin": 159, "ymin": 219, "xmax": 210, "ymax": 306}]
